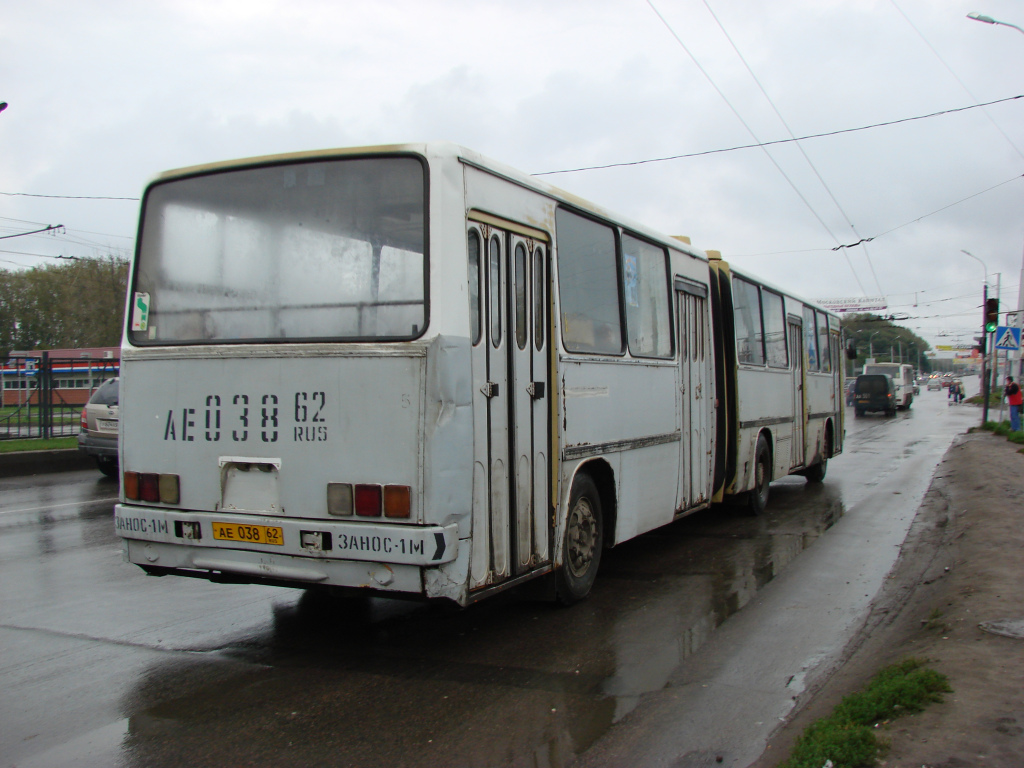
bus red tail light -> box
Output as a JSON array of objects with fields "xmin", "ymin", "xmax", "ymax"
[
  {"xmin": 123, "ymin": 471, "xmax": 179, "ymax": 504},
  {"xmin": 354, "ymin": 484, "xmax": 382, "ymax": 517},
  {"xmin": 140, "ymin": 473, "xmax": 160, "ymax": 502},
  {"xmin": 384, "ymin": 485, "xmax": 411, "ymax": 518},
  {"xmin": 124, "ymin": 471, "xmax": 140, "ymax": 500}
]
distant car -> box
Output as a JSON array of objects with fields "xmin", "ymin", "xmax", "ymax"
[
  {"xmin": 853, "ymin": 373, "xmax": 897, "ymax": 417},
  {"xmin": 77, "ymin": 378, "xmax": 119, "ymax": 477},
  {"xmin": 927, "ymin": 378, "xmax": 942, "ymax": 391}
]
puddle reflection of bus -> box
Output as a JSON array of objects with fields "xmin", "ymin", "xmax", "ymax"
[{"xmin": 114, "ymin": 143, "xmax": 843, "ymax": 606}]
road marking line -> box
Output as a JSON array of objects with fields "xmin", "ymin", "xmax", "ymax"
[{"xmin": 0, "ymin": 497, "xmax": 119, "ymax": 515}]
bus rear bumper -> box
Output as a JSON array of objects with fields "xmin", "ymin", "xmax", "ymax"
[
  {"xmin": 115, "ymin": 504, "xmax": 459, "ymax": 595},
  {"xmin": 123, "ymin": 538, "xmax": 426, "ymax": 594}
]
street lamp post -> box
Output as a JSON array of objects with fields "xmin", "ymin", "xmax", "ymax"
[
  {"xmin": 967, "ymin": 12, "xmax": 1024, "ymax": 380},
  {"xmin": 868, "ymin": 330, "xmax": 882, "ymax": 360},
  {"xmin": 967, "ymin": 12, "xmax": 1024, "ymax": 35},
  {"xmin": 962, "ymin": 249, "xmax": 990, "ymax": 424}
]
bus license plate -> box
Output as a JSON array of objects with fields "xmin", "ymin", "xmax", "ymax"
[{"xmin": 212, "ymin": 522, "xmax": 284, "ymax": 546}]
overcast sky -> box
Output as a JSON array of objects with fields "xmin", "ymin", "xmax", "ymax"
[{"xmin": 2, "ymin": 0, "xmax": 1022, "ymax": 348}]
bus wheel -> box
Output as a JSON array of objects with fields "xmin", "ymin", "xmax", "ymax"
[
  {"xmin": 748, "ymin": 435, "xmax": 771, "ymax": 516},
  {"xmin": 96, "ymin": 456, "xmax": 118, "ymax": 478},
  {"xmin": 557, "ymin": 473, "xmax": 603, "ymax": 605},
  {"xmin": 804, "ymin": 459, "xmax": 827, "ymax": 483}
]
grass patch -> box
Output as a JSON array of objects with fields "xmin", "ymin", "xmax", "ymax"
[
  {"xmin": 964, "ymin": 386, "xmax": 1003, "ymax": 407},
  {"xmin": 980, "ymin": 421, "xmax": 1024, "ymax": 445},
  {"xmin": 0, "ymin": 437, "xmax": 78, "ymax": 453},
  {"xmin": 778, "ymin": 658, "xmax": 950, "ymax": 768}
]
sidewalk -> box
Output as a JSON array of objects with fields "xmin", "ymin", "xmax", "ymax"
[
  {"xmin": 0, "ymin": 448, "xmax": 92, "ymax": 478},
  {"xmin": 753, "ymin": 430, "xmax": 1024, "ymax": 767}
]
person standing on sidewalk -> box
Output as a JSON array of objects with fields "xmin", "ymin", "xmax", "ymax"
[{"xmin": 1005, "ymin": 376, "xmax": 1022, "ymax": 431}]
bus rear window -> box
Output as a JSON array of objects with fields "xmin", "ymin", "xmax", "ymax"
[{"xmin": 131, "ymin": 156, "xmax": 427, "ymax": 344}]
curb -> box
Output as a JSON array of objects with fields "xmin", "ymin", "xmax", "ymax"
[{"xmin": 0, "ymin": 449, "xmax": 95, "ymax": 478}]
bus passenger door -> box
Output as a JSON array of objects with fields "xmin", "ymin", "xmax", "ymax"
[
  {"xmin": 483, "ymin": 230, "xmax": 511, "ymax": 580},
  {"xmin": 676, "ymin": 283, "xmax": 713, "ymax": 511},
  {"xmin": 788, "ymin": 319, "xmax": 805, "ymax": 468},
  {"xmin": 468, "ymin": 223, "xmax": 549, "ymax": 589},
  {"xmin": 509, "ymin": 235, "xmax": 549, "ymax": 576}
]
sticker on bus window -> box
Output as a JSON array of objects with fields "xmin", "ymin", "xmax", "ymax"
[{"xmin": 132, "ymin": 292, "xmax": 150, "ymax": 332}]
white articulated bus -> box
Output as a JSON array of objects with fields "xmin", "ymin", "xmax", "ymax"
[{"xmin": 115, "ymin": 143, "xmax": 844, "ymax": 606}]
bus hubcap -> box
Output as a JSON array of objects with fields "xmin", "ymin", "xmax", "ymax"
[{"xmin": 567, "ymin": 498, "xmax": 597, "ymax": 577}]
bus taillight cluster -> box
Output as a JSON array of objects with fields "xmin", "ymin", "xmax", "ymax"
[
  {"xmin": 124, "ymin": 471, "xmax": 180, "ymax": 505},
  {"xmin": 327, "ymin": 483, "xmax": 411, "ymax": 519}
]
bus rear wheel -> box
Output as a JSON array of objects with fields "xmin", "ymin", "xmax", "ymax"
[
  {"xmin": 96, "ymin": 456, "xmax": 118, "ymax": 478},
  {"xmin": 748, "ymin": 434, "xmax": 771, "ymax": 516},
  {"xmin": 556, "ymin": 473, "xmax": 603, "ymax": 605},
  {"xmin": 803, "ymin": 459, "xmax": 827, "ymax": 483}
]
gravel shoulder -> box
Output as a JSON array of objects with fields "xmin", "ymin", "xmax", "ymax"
[{"xmin": 752, "ymin": 431, "xmax": 1024, "ymax": 768}]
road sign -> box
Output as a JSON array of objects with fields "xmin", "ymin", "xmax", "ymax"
[{"xmin": 994, "ymin": 326, "xmax": 1021, "ymax": 351}]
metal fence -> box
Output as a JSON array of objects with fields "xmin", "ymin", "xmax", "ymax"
[{"xmin": 1, "ymin": 354, "xmax": 119, "ymax": 440}]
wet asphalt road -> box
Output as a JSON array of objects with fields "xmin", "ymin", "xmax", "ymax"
[{"xmin": 0, "ymin": 387, "xmax": 979, "ymax": 768}]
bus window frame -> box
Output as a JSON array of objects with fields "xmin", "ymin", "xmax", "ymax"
[
  {"xmin": 620, "ymin": 230, "xmax": 675, "ymax": 360},
  {"xmin": 554, "ymin": 206, "xmax": 626, "ymax": 358},
  {"xmin": 127, "ymin": 152, "xmax": 431, "ymax": 347}
]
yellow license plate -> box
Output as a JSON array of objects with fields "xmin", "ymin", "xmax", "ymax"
[{"xmin": 212, "ymin": 522, "xmax": 284, "ymax": 546}]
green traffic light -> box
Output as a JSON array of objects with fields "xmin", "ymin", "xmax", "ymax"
[{"xmin": 986, "ymin": 321, "xmax": 998, "ymax": 332}]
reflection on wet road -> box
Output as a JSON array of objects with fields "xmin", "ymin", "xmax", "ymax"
[{"xmin": 0, "ymin": 389, "xmax": 977, "ymax": 767}]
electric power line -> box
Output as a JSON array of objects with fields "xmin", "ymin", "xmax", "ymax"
[
  {"xmin": 701, "ymin": 0, "xmax": 885, "ymax": 295},
  {"xmin": 533, "ymin": 94, "xmax": 1023, "ymax": 176},
  {"xmin": 643, "ymin": 0, "xmax": 869, "ymax": 294}
]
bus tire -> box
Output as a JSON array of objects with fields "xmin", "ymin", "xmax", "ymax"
[
  {"xmin": 804, "ymin": 459, "xmax": 827, "ymax": 483},
  {"xmin": 96, "ymin": 456, "xmax": 118, "ymax": 478},
  {"xmin": 556, "ymin": 473, "xmax": 603, "ymax": 605},
  {"xmin": 748, "ymin": 435, "xmax": 771, "ymax": 516},
  {"xmin": 855, "ymin": 408, "xmax": 864, "ymax": 417}
]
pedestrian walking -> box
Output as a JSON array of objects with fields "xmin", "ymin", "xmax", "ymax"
[{"xmin": 1005, "ymin": 376, "xmax": 1022, "ymax": 431}]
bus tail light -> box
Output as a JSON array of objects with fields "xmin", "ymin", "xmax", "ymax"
[
  {"xmin": 124, "ymin": 471, "xmax": 139, "ymax": 499},
  {"xmin": 124, "ymin": 471, "xmax": 180, "ymax": 505},
  {"xmin": 354, "ymin": 484, "xmax": 382, "ymax": 516},
  {"xmin": 384, "ymin": 485, "xmax": 411, "ymax": 518},
  {"xmin": 327, "ymin": 483, "xmax": 353, "ymax": 516}
]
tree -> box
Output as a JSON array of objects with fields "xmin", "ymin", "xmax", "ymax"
[
  {"xmin": 842, "ymin": 314, "xmax": 932, "ymax": 375},
  {"xmin": 0, "ymin": 255, "xmax": 130, "ymax": 360}
]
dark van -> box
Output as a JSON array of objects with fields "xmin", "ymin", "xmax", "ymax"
[{"xmin": 853, "ymin": 374, "xmax": 897, "ymax": 417}]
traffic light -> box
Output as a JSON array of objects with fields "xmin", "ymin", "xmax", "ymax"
[
  {"xmin": 985, "ymin": 297, "xmax": 999, "ymax": 332},
  {"xmin": 975, "ymin": 335, "xmax": 987, "ymax": 354}
]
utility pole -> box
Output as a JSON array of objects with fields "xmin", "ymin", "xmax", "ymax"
[{"xmin": 982, "ymin": 282, "xmax": 991, "ymax": 425}]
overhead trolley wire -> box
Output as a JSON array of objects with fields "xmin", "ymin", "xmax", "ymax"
[
  {"xmin": 700, "ymin": 0, "xmax": 885, "ymax": 296},
  {"xmin": 641, "ymin": 0, "xmax": 869, "ymax": 295},
  {"xmin": 889, "ymin": 0, "xmax": 1024, "ymax": 163},
  {"xmin": 532, "ymin": 94, "xmax": 1023, "ymax": 177}
]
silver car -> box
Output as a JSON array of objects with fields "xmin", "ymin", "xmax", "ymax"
[{"xmin": 77, "ymin": 378, "xmax": 119, "ymax": 477}]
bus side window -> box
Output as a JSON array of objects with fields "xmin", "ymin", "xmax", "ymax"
[
  {"xmin": 733, "ymin": 277, "xmax": 765, "ymax": 365},
  {"xmin": 762, "ymin": 289, "xmax": 788, "ymax": 368},
  {"xmin": 816, "ymin": 311, "xmax": 831, "ymax": 372},
  {"xmin": 554, "ymin": 208, "xmax": 623, "ymax": 355},
  {"xmin": 803, "ymin": 306, "xmax": 819, "ymax": 371},
  {"xmin": 621, "ymin": 233, "xmax": 672, "ymax": 358},
  {"xmin": 468, "ymin": 229, "xmax": 482, "ymax": 346}
]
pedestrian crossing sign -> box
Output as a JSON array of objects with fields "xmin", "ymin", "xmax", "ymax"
[{"xmin": 994, "ymin": 326, "xmax": 1021, "ymax": 351}]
